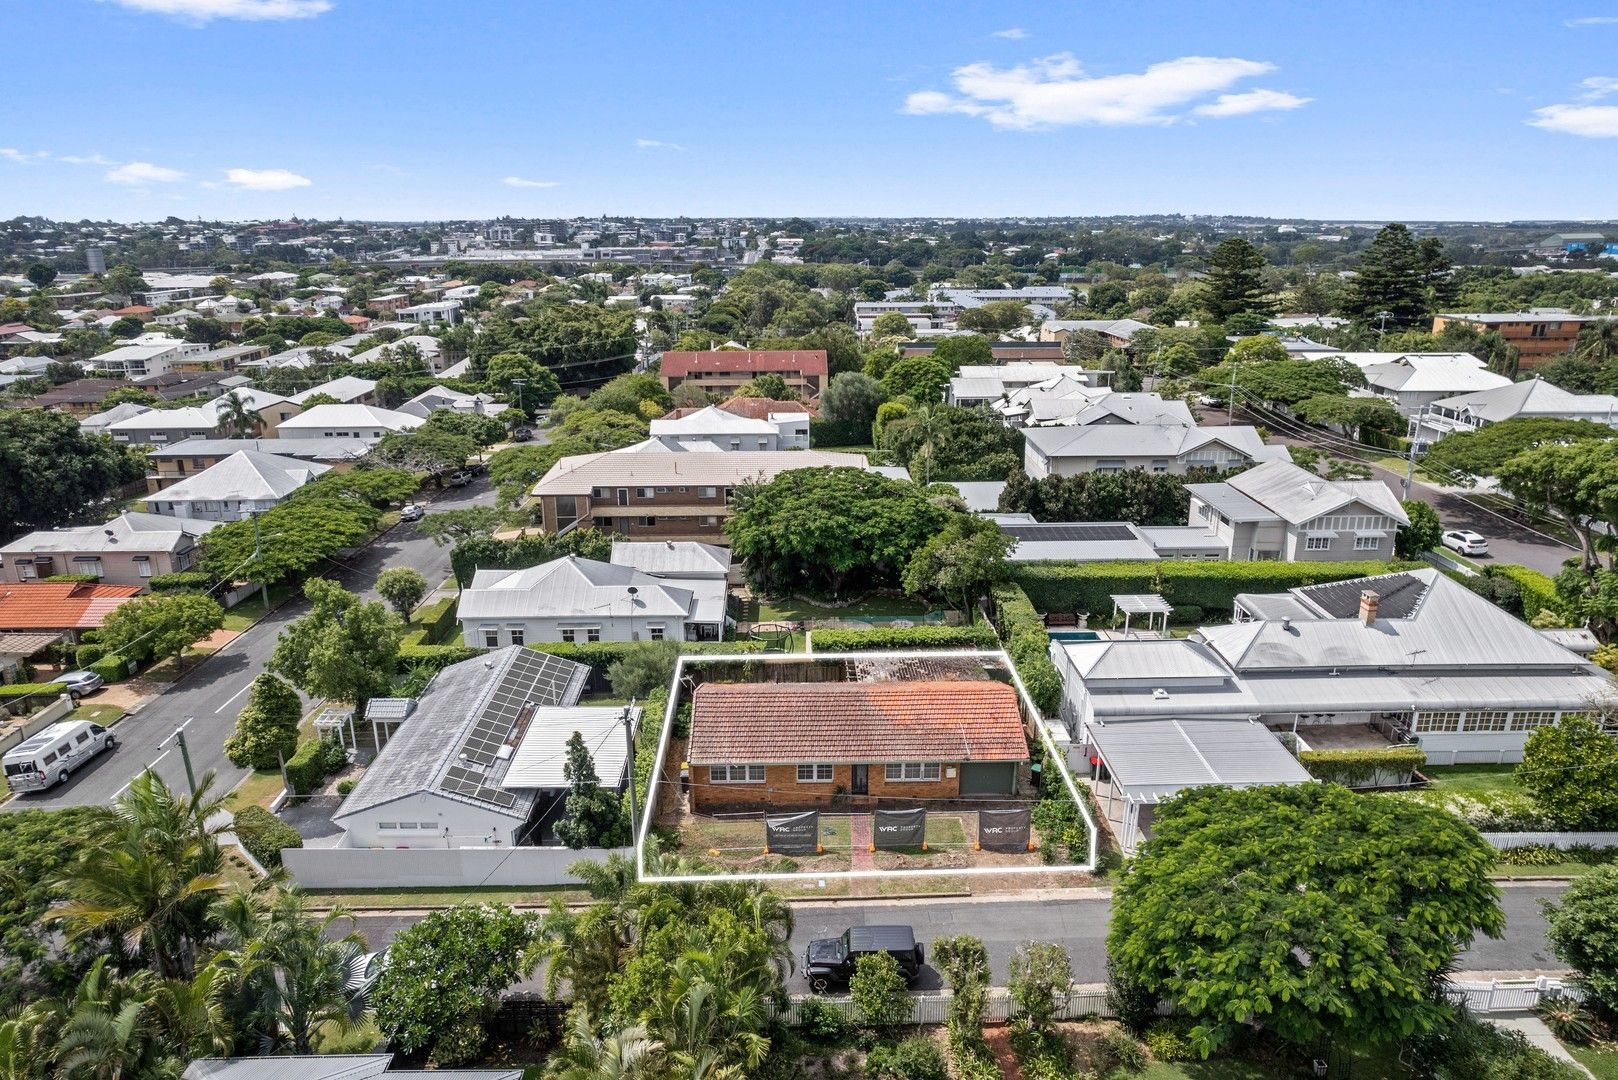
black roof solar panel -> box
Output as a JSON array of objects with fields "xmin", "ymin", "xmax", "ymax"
[{"xmin": 1001, "ymin": 523, "xmax": 1138, "ymax": 542}]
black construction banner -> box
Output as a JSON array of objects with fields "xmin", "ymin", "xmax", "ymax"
[
  {"xmin": 764, "ymin": 811, "xmax": 820, "ymax": 855},
  {"xmin": 873, "ymin": 808, "xmax": 927, "ymax": 850},
  {"xmin": 978, "ymin": 808, "xmax": 1032, "ymax": 851}
]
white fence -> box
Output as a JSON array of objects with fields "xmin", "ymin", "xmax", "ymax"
[
  {"xmin": 1483, "ymin": 832, "xmax": 1618, "ymax": 849},
  {"xmin": 0, "ymin": 694, "xmax": 74, "ymax": 753},
  {"xmin": 281, "ymin": 843, "xmax": 628, "ymax": 889},
  {"xmin": 778, "ymin": 978, "xmax": 1575, "ymax": 1027}
]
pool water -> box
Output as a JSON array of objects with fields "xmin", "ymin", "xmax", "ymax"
[{"xmin": 1047, "ymin": 630, "xmax": 1101, "ymax": 642}]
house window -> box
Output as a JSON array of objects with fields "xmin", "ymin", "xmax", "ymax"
[
  {"xmin": 797, "ymin": 763, "xmax": 834, "ymax": 783},
  {"xmin": 884, "ymin": 762, "xmax": 942, "ymax": 782},
  {"xmin": 587, "ymin": 627, "xmax": 601, "ymax": 642},
  {"xmin": 17, "ymin": 561, "xmax": 37, "ymax": 580},
  {"xmin": 637, "ymin": 487, "xmax": 655, "ymax": 499},
  {"xmin": 647, "ymin": 625, "xmax": 665, "ymax": 641},
  {"xmin": 1096, "ymin": 459, "xmax": 1125, "ymax": 474},
  {"xmin": 708, "ymin": 764, "xmax": 765, "ymax": 784},
  {"xmin": 135, "ymin": 557, "xmax": 153, "ymax": 577},
  {"xmin": 1304, "ymin": 536, "xmax": 1332, "ymax": 551},
  {"xmin": 1466, "ymin": 710, "xmax": 1509, "ymax": 732},
  {"xmin": 1510, "ymin": 710, "xmax": 1556, "ymax": 732},
  {"xmin": 482, "ymin": 629, "xmax": 499, "ymax": 648},
  {"xmin": 1353, "ymin": 536, "xmax": 1380, "ymax": 551},
  {"xmin": 593, "ymin": 487, "xmax": 611, "ymax": 499},
  {"xmin": 701, "ymin": 516, "xmax": 721, "ymax": 526},
  {"xmin": 508, "ymin": 627, "xmax": 525, "ymax": 646},
  {"xmin": 1413, "ymin": 711, "xmax": 1462, "ymax": 734},
  {"xmin": 728, "ymin": 439, "xmax": 742, "ymax": 450},
  {"xmin": 378, "ymin": 822, "xmax": 397, "ymax": 830},
  {"xmin": 699, "ymin": 486, "xmax": 717, "ymax": 499},
  {"xmin": 1150, "ymin": 460, "xmax": 1169, "ymax": 474},
  {"xmin": 74, "ymin": 559, "xmax": 104, "ymax": 577},
  {"xmin": 638, "ymin": 516, "xmax": 658, "ymax": 527}
]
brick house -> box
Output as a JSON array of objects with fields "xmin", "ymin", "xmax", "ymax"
[
  {"xmin": 658, "ymin": 350, "xmax": 829, "ymax": 398},
  {"xmin": 685, "ymin": 680, "xmax": 1030, "ymax": 812}
]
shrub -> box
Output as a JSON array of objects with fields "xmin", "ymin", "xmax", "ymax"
[
  {"xmin": 1008, "ymin": 941, "xmax": 1071, "ymax": 1035},
  {"xmin": 1491, "ymin": 564, "xmax": 1563, "ymax": 622},
  {"xmin": 398, "ymin": 643, "xmax": 485, "ymax": 671},
  {"xmin": 1101, "ymin": 1026, "xmax": 1147, "ymax": 1071},
  {"xmin": 796, "ymin": 996, "xmax": 852, "ymax": 1043},
  {"xmin": 933, "ymin": 935, "xmax": 990, "ymax": 1033},
  {"xmin": 0, "ymin": 682, "xmax": 66, "ymax": 702},
  {"xmin": 86, "ymin": 654, "xmax": 131, "ymax": 683},
  {"xmin": 1007, "ymin": 1024, "xmax": 1073, "ymax": 1080},
  {"xmin": 409, "ymin": 596, "xmax": 459, "ymax": 644},
  {"xmin": 1143, "ymin": 1018, "xmax": 1197, "ymax": 1062},
  {"xmin": 283, "ymin": 738, "xmax": 329, "ymax": 795},
  {"xmin": 1543, "ymin": 865, "xmax": 1618, "ymax": 1015},
  {"xmin": 1297, "ymin": 746, "xmax": 1426, "ymax": 788},
  {"xmin": 1536, "ymin": 999, "xmax": 1596, "ymax": 1045},
  {"xmin": 1107, "ymin": 957, "xmax": 1158, "ymax": 1035},
  {"xmin": 148, "ymin": 571, "xmax": 214, "ymax": 593},
  {"xmin": 809, "ymin": 624, "xmax": 1000, "ymax": 652},
  {"xmin": 606, "ymin": 639, "xmax": 683, "ymax": 699},
  {"xmin": 223, "ymin": 672, "xmax": 302, "ymax": 770},
  {"xmin": 865, "ymin": 1035, "xmax": 946, "ymax": 1080},
  {"xmin": 850, "ymin": 952, "xmax": 914, "ymax": 1030},
  {"xmin": 233, "ymin": 805, "xmax": 302, "ymax": 869},
  {"xmin": 947, "ymin": 1030, "xmax": 1001, "ymax": 1080},
  {"xmin": 1519, "ymin": 713, "xmax": 1618, "ymax": 829},
  {"xmin": 73, "ymin": 643, "xmax": 104, "ymax": 667},
  {"xmin": 337, "ymin": 778, "xmax": 356, "ymax": 797},
  {"xmin": 320, "ymin": 735, "xmax": 350, "ymax": 773},
  {"xmin": 44, "ymin": 573, "xmax": 98, "ymax": 584}
]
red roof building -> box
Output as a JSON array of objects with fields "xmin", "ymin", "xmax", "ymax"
[
  {"xmin": 658, "ymin": 350, "xmax": 828, "ymax": 398},
  {"xmin": 686, "ymin": 680, "xmax": 1028, "ymax": 811},
  {"xmin": 0, "ymin": 581, "xmax": 143, "ymax": 638}
]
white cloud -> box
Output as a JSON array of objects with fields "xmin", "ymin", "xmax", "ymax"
[
  {"xmin": 1580, "ymin": 75, "xmax": 1618, "ymax": 98},
  {"xmin": 502, "ymin": 175, "xmax": 559, "ymax": 188},
  {"xmin": 1566, "ymin": 15, "xmax": 1618, "ymax": 25},
  {"xmin": 992, "ymin": 27, "xmax": 1028, "ymax": 39},
  {"xmin": 1191, "ymin": 87, "xmax": 1312, "ymax": 117},
  {"xmin": 0, "ymin": 148, "xmax": 48, "ymax": 164},
  {"xmin": 635, "ymin": 138, "xmax": 687, "ymax": 151},
  {"xmin": 106, "ymin": 161, "xmax": 186, "ymax": 184},
  {"xmin": 60, "ymin": 152, "xmax": 116, "ymax": 166},
  {"xmin": 1529, "ymin": 102, "xmax": 1618, "ymax": 137},
  {"xmin": 902, "ymin": 53, "xmax": 1307, "ymax": 128},
  {"xmin": 99, "ymin": 0, "xmax": 332, "ymax": 21},
  {"xmin": 225, "ymin": 167, "xmax": 312, "ymax": 190}
]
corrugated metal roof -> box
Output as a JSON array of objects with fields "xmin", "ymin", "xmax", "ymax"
[
  {"xmin": 531, "ymin": 450, "xmax": 868, "ymax": 495},
  {"xmin": 460, "ymin": 557, "xmax": 694, "ymax": 621},
  {"xmin": 501, "ymin": 706, "xmax": 637, "ymax": 789},
  {"xmin": 183, "ymin": 1055, "xmax": 392, "ymax": 1080},
  {"xmin": 1091, "ymin": 718, "xmax": 1312, "ymax": 801},
  {"xmin": 276, "ymin": 404, "xmax": 422, "ymax": 432},
  {"xmin": 609, "ymin": 540, "xmax": 730, "ymax": 577},
  {"xmin": 153, "ymin": 451, "xmax": 329, "ymax": 502}
]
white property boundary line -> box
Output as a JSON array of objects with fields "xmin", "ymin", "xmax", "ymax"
[{"xmin": 634, "ymin": 649, "xmax": 1099, "ymax": 884}]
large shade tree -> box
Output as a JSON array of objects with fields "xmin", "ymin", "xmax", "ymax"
[{"xmin": 268, "ymin": 578, "xmax": 402, "ymax": 719}]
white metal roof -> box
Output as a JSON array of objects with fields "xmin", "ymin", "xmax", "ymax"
[
  {"xmin": 1090, "ymin": 718, "xmax": 1313, "ymax": 803},
  {"xmin": 275, "ymin": 404, "xmax": 423, "ymax": 432},
  {"xmin": 1, "ymin": 511, "xmax": 218, "ymax": 557},
  {"xmin": 501, "ymin": 706, "xmax": 638, "ymax": 789},
  {"xmin": 531, "ymin": 449, "xmax": 869, "ymax": 495},
  {"xmin": 152, "ymin": 450, "xmax": 329, "ymax": 502},
  {"xmin": 460, "ymin": 556, "xmax": 694, "ymax": 621},
  {"xmin": 609, "ymin": 540, "xmax": 730, "ymax": 577}
]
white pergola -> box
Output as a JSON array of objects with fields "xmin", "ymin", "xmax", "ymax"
[{"xmin": 1111, "ymin": 593, "xmax": 1174, "ymax": 636}]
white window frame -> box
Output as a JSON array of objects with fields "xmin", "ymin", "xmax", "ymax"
[
  {"xmin": 1304, "ymin": 536, "xmax": 1332, "ymax": 551},
  {"xmin": 507, "ymin": 626, "xmax": 525, "ymax": 646},
  {"xmin": 647, "ymin": 625, "xmax": 665, "ymax": 641},
  {"xmin": 1352, "ymin": 535, "xmax": 1380, "ymax": 551},
  {"xmin": 884, "ymin": 762, "xmax": 942, "ymax": 782},
  {"xmin": 482, "ymin": 628, "xmax": 500, "ymax": 648},
  {"xmin": 708, "ymin": 764, "xmax": 765, "ymax": 784},
  {"xmin": 797, "ymin": 763, "xmax": 834, "ymax": 783}
]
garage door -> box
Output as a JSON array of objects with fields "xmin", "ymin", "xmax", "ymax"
[{"xmin": 959, "ymin": 762, "xmax": 1016, "ymax": 796}]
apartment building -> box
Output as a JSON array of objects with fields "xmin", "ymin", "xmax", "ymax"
[
  {"xmin": 1431, "ymin": 311, "xmax": 1610, "ymax": 367},
  {"xmin": 658, "ymin": 350, "xmax": 828, "ymax": 398}
]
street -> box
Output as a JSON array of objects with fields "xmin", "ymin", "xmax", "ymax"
[
  {"xmin": 342, "ymin": 883, "xmax": 1570, "ymax": 993},
  {"xmin": 6, "ymin": 477, "xmax": 496, "ymax": 810}
]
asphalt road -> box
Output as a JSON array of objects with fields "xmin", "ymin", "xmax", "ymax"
[
  {"xmin": 7, "ymin": 476, "xmax": 496, "ymax": 810},
  {"xmin": 342, "ymin": 883, "xmax": 1569, "ymax": 993}
]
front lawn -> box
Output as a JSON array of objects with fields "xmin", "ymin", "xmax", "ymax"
[
  {"xmin": 68, "ymin": 703, "xmax": 124, "ymax": 727},
  {"xmin": 221, "ymin": 583, "xmax": 299, "ymax": 631},
  {"xmin": 1422, "ymin": 763, "xmax": 1522, "ymax": 795},
  {"xmin": 757, "ymin": 595, "xmax": 937, "ymax": 624},
  {"xmin": 1570, "ymin": 1043, "xmax": 1618, "ymax": 1080}
]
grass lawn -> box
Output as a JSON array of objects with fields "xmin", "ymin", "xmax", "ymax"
[
  {"xmin": 303, "ymin": 885, "xmax": 589, "ymax": 908},
  {"xmin": 221, "ymin": 583, "xmax": 298, "ymax": 631},
  {"xmin": 1570, "ymin": 1043, "xmax": 1618, "ymax": 1079},
  {"xmin": 225, "ymin": 769, "xmax": 286, "ymax": 812},
  {"xmin": 69, "ymin": 703, "xmax": 125, "ymax": 726},
  {"xmin": 1422, "ymin": 763, "xmax": 1522, "ymax": 795},
  {"xmin": 1494, "ymin": 861, "xmax": 1606, "ymax": 879},
  {"xmin": 757, "ymin": 596, "xmax": 935, "ymax": 624},
  {"xmin": 1140, "ymin": 1044, "xmax": 1411, "ymax": 1079}
]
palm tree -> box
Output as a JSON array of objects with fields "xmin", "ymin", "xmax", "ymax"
[
  {"xmin": 535, "ymin": 901, "xmax": 629, "ymax": 1022},
  {"xmin": 51, "ymin": 957, "xmax": 163, "ymax": 1080},
  {"xmin": 547, "ymin": 1013, "xmax": 660, "ymax": 1080},
  {"xmin": 651, "ymin": 957, "xmax": 770, "ymax": 1075},
  {"xmin": 905, "ymin": 404, "xmax": 949, "ymax": 486},
  {"xmin": 215, "ymin": 391, "xmax": 262, "ymax": 438},
  {"xmin": 1576, "ymin": 320, "xmax": 1618, "ymax": 367},
  {"xmin": 0, "ymin": 1005, "xmax": 53, "ymax": 1080},
  {"xmin": 147, "ymin": 961, "xmax": 235, "ymax": 1061},
  {"xmin": 49, "ymin": 771, "xmax": 230, "ymax": 980}
]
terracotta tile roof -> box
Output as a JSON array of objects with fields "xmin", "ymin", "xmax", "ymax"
[
  {"xmin": 717, "ymin": 395, "xmax": 818, "ymax": 419},
  {"xmin": 660, "ymin": 350, "xmax": 829, "ymax": 379},
  {"xmin": 687, "ymin": 680, "xmax": 1028, "ymax": 764},
  {"xmin": 0, "ymin": 582, "xmax": 143, "ymax": 631},
  {"xmin": 112, "ymin": 305, "xmax": 154, "ymax": 316}
]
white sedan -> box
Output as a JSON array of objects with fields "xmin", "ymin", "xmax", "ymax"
[{"xmin": 1441, "ymin": 530, "xmax": 1489, "ymax": 557}]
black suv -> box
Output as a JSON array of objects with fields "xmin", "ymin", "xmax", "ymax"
[{"xmin": 804, "ymin": 925, "xmax": 925, "ymax": 993}]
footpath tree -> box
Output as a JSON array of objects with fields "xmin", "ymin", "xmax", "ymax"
[
  {"xmin": 1420, "ymin": 417, "xmax": 1612, "ymax": 484},
  {"xmin": 933, "ymin": 935, "xmax": 991, "ymax": 1032},
  {"xmin": 372, "ymin": 904, "xmax": 538, "ymax": 1066},
  {"xmin": 199, "ymin": 498, "xmax": 379, "ymax": 586},
  {"xmin": 555, "ymin": 733, "xmax": 628, "ymax": 849},
  {"xmin": 1008, "ymin": 942, "xmax": 1072, "ymax": 1036},
  {"xmin": 97, "ymin": 592, "xmax": 225, "ymax": 673},
  {"xmin": 1108, "ymin": 784, "xmax": 1503, "ymax": 1058},
  {"xmin": 223, "ymin": 673, "xmax": 302, "ymax": 770},
  {"xmin": 850, "ymin": 952, "xmax": 913, "ymax": 1030},
  {"xmin": 483, "ymin": 350, "xmax": 561, "ymax": 414},
  {"xmin": 375, "ymin": 566, "xmax": 428, "ymax": 617},
  {"xmin": 1542, "ymin": 866, "xmax": 1618, "ymax": 1015},
  {"xmin": 269, "ymin": 578, "xmax": 402, "ymax": 718},
  {"xmin": 1204, "ymin": 237, "xmax": 1275, "ymax": 322},
  {"xmin": 1517, "ymin": 713, "xmax": 1618, "ymax": 828},
  {"xmin": 1395, "ymin": 499, "xmax": 1443, "ymax": 558}
]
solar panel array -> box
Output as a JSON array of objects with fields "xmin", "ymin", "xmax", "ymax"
[
  {"xmin": 436, "ymin": 650, "xmax": 587, "ymax": 809},
  {"xmin": 1001, "ymin": 523, "xmax": 1138, "ymax": 542}
]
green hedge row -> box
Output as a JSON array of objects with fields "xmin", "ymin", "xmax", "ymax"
[
  {"xmin": 1010, "ymin": 559, "xmax": 1424, "ymax": 620},
  {"xmin": 626, "ymin": 687, "xmax": 672, "ymax": 824},
  {"xmin": 1298, "ymin": 747, "xmax": 1427, "ymax": 788},
  {"xmin": 44, "ymin": 573, "xmax": 98, "ymax": 584},
  {"xmin": 526, "ymin": 639, "xmax": 765, "ymax": 667},
  {"xmin": 990, "ymin": 583, "xmax": 1061, "ymax": 716},
  {"xmin": 809, "ymin": 417, "xmax": 870, "ymax": 448},
  {"xmin": 0, "ymin": 682, "xmax": 66, "ymax": 700},
  {"xmin": 233, "ymin": 805, "xmax": 303, "ymax": 868},
  {"xmin": 411, "ymin": 596, "xmax": 460, "ymax": 644},
  {"xmin": 283, "ymin": 738, "xmax": 349, "ymax": 796},
  {"xmin": 1491, "ymin": 564, "xmax": 1563, "ymax": 621},
  {"xmin": 85, "ymin": 655, "xmax": 133, "ymax": 683},
  {"xmin": 149, "ymin": 571, "xmax": 215, "ymax": 593},
  {"xmin": 809, "ymin": 624, "xmax": 1000, "ymax": 652}
]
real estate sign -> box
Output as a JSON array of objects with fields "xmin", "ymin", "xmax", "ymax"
[
  {"xmin": 764, "ymin": 810, "xmax": 820, "ymax": 855},
  {"xmin": 873, "ymin": 808, "xmax": 926, "ymax": 850},
  {"xmin": 978, "ymin": 808, "xmax": 1031, "ymax": 851}
]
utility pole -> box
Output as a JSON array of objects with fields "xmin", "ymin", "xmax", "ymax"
[
  {"xmin": 622, "ymin": 701, "xmax": 639, "ymax": 843},
  {"xmin": 1404, "ymin": 404, "xmax": 1429, "ymax": 498},
  {"xmin": 251, "ymin": 513, "xmax": 268, "ymax": 609},
  {"xmin": 162, "ymin": 717, "xmax": 197, "ymax": 797},
  {"xmin": 1226, "ymin": 364, "xmax": 1238, "ymax": 425},
  {"xmin": 511, "ymin": 377, "xmax": 527, "ymax": 415}
]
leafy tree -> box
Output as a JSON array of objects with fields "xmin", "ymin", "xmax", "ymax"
[
  {"xmin": 1395, "ymin": 499, "xmax": 1443, "ymax": 558},
  {"xmin": 376, "ymin": 566, "xmax": 428, "ymax": 616},
  {"xmin": 101, "ymin": 386, "xmax": 161, "ymax": 409},
  {"xmin": 108, "ymin": 315, "xmax": 145, "ymax": 338},
  {"xmin": 869, "ymin": 310, "xmax": 916, "ymax": 339},
  {"xmin": 928, "ymin": 335, "xmax": 994, "ymax": 372},
  {"xmin": 302, "ymin": 466, "xmax": 419, "ymax": 508},
  {"xmin": 448, "ymin": 530, "xmax": 612, "ymax": 589},
  {"xmin": 1421, "ymin": 417, "xmax": 1613, "ymax": 484},
  {"xmin": 879, "ymin": 404, "xmax": 1022, "ymax": 483},
  {"xmin": 932, "ymin": 935, "xmax": 990, "ymax": 1033},
  {"xmin": 734, "ymin": 372, "xmax": 799, "ymax": 401},
  {"xmin": 0, "ymin": 410, "xmax": 142, "ymax": 541},
  {"xmin": 199, "ymin": 498, "xmax": 379, "ymax": 586},
  {"xmin": 849, "ymin": 952, "xmax": 912, "ymax": 1030},
  {"xmin": 1204, "ymin": 237, "xmax": 1274, "ymax": 322},
  {"xmin": 902, "ymin": 513, "xmax": 1013, "ymax": 617},
  {"xmin": 1007, "ymin": 942, "xmax": 1072, "ymax": 1036},
  {"xmin": 956, "ymin": 300, "xmax": 1029, "ymax": 332},
  {"xmin": 269, "ymin": 578, "xmax": 402, "ymax": 718},
  {"xmin": 372, "ymin": 904, "xmax": 537, "ymax": 1065},
  {"xmin": 1294, "ymin": 393, "xmax": 1405, "ymax": 438},
  {"xmin": 181, "ymin": 317, "xmax": 229, "ymax": 345},
  {"xmin": 1108, "ymin": 784, "xmax": 1504, "ymax": 1058},
  {"xmin": 1345, "ymin": 223, "xmax": 1433, "ymax": 328},
  {"xmin": 0, "ymin": 807, "xmax": 109, "ymax": 1012},
  {"xmin": 880, "ymin": 354, "xmax": 951, "ymax": 403},
  {"xmin": 24, "ymin": 263, "xmax": 56, "ymax": 289},
  {"xmin": 1542, "ymin": 866, "xmax": 1618, "ymax": 1015},
  {"xmin": 1495, "ymin": 438, "xmax": 1618, "ymax": 574},
  {"xmin": 1517, "ymin": 713, "xmax": 1618, "ymax": 829},
  {"xmin": 606, "ymin": 640, "xmax": 682, "ymax": 699},
  {"xmin": 370, "ymin": 427, "xmax": 478, "ymax": 478},
  {"xmin": 725, "ymin": 467, "xmax": 948, "ymax": 598},
  {"xmin": 423, "ymin": 409, "xmax": 506, "ymax": 447},
  {"xmin": 1224, "ymin": 334, "xmax": 1290, "ymax": 364},
  {"xmin": 483, "ymin": 350, "xmax": 562, "ymax": 414},
  {"xmin": 581, "ymin": 371, "xmax": 672, "ymax": 418},
  {"xmin": 668, "ymin": 382, "xmax": 713, "ymax": 410},
  {"xmin": 819, "ymin": 371, "xmax": 887, "ymax": 429},
  {"xmin": 295, "ymin": 392, "xmax": 340, "ymax": 408},
  {"xmin": 555, "ymin": 732, "xmax": 629, "ymax": 850},
  {"xmin": 998, "ymin": 466, "xmax": 1216, "ymax": 525},
  {"xmin": 417, "ymin": 506, "xmax": 506, "ymax": 547},
  {"xmin": 1203, "ymin": 357, "xmax": 1365, "ymax": 409},
  {"xmin": 223, "ymin": 672, "xmax": 302, "ymax": 770},
  {"xmin": 97, "ymin": 592, "xmax": 224, "ymax": 672}
]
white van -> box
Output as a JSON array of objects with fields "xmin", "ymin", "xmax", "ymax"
[{"xmin": 3, "ymin": 720, "xmax": 116, "ymax": 794}]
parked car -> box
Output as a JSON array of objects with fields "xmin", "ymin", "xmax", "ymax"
[
  {"xmin": 805, "ymin": 925, "xmax": 925, "ymax": 993},
  {"xmin": 510, "ymin": 426, "xmax": 533, "ymax": 442},
  {"xmin": 3, "ymin": 719, "xmax": 116, "ymax": 793},
  {"xmin": 56, "ymin": 670, "xmax": 104, "ymax": 698},
  {"xmin": 447, "ymin": 470, "xmax": 473, "ymax": 487},
  {"xmin": 399, "ymin": 503, "xmax": 426, "ymax": 522},
  {"xmin": 1441, "ymin": 530, "xmax": 1489, "ymax": 557}
]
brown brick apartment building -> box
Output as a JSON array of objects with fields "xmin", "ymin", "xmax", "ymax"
[
  {"xmin": 659, "ymin": 349, "xmax": 829, "ymax": 398},
  {"xmin": 685, "ymin": 680, "xmax": 1030, "ymax": 812},
  {"xmin": 1432, "ymin": 311, "xmax": 1614, "ymax": 368}
]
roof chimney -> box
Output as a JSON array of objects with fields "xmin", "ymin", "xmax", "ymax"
[{"xmin": 1359, "ymin": 590, "xmax": 1380, "ymax": 626}]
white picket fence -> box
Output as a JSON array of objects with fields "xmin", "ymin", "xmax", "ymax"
[{"xmin": 779, "ymin": 978, "xmax": 1575, "ymax": 1027}]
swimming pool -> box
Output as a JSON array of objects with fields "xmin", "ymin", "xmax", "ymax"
[{"xmin": 1047, "ymin": 630, "xmax": 1101, "ymax": 642}]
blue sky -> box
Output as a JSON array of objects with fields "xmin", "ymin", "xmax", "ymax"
[{"xmin": 5, "ymin": 0, "xmax": 1618, "ymax": 221}]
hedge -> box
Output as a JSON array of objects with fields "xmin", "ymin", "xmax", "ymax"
[
  {"xmin": 990, "ymin": 583, "xmax": 1061, "ymax": 716},
  {"xmin": 233, "ymin": 805, "xmax": 302, "ymax": 869},
  {"xmin": 44, "ymin": 573, "xmax": 98, "ymax": 584},
  {"xmin": 1491, "ymin": 564, "xmax": 1563, "ymax": 622},
  {"xmin": 397, "ymin": 639, "xmax": 768, "ymax": 677},
  {"xmin": 74, "ymin": 643, "xmax": 104, "ymax": 668},
  {"xmin": 86, "ymin": 655, "xmax": 133, "ymax": 683},
  {"xmin": 0, "ymin": 682, "xmax": 66, "ymax": 700},
  {"xmin": 1010, "ymin": 559, "xmax": 1425, "ymax": 621},
  {"xmin": 149, "ymin": 571, "xmax": 215, "ymax": 593},
  {"xmin": 410, "ymin": 596, "xmax": 460, "ymax": 645},
  {"xmin": 809, "ymin": 417, "xmax": 870, "ymax": 448},
  {"xmin": 1298, "ymin": 747, "xmax": 1426, "ymax": 788},
  {"xmin": 398, "ymin": 643, "xmax": 484, "ymax": 672},
  {"xmin": 809, "ymin": 624, "xmax": 1000, "ymax": 652},
  {"xmin": 284, "ymin": 738, "xmax": 329, "ymax": 796},
  {"xmin": 626, "ymin": 686, "xmax": 671, "ymax": 824}
]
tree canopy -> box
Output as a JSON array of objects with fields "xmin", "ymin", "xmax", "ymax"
[
  {"xmin": 1108, "ymin": 784, "xmax": 1504, "ymax": 1057},
  {"xmin": 1204, "ymin": 237, "xmax": 1274, "ymax": 322},
  {"xmin": 1420, "ymin": 417, "xmax": 1613, "ymax": 484},
  {"xmin": 999, "ymin": 466, "xmax": 1214, "ymax": 525},
  {"xmin": 97, "ymin": 592, "xmax": 225, "ymax": 669},
  {"xmin": 0, "ymin": 410, "xmax": 143, "ymax": 542},
  {"xmin": 268, "ymin": 578, "xmax": 402, "ymax": 715}
]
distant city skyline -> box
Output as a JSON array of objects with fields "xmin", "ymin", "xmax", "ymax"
[{"xmin": 5, "ymin": 0, "xmax": 1618, "ymax": 221}]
